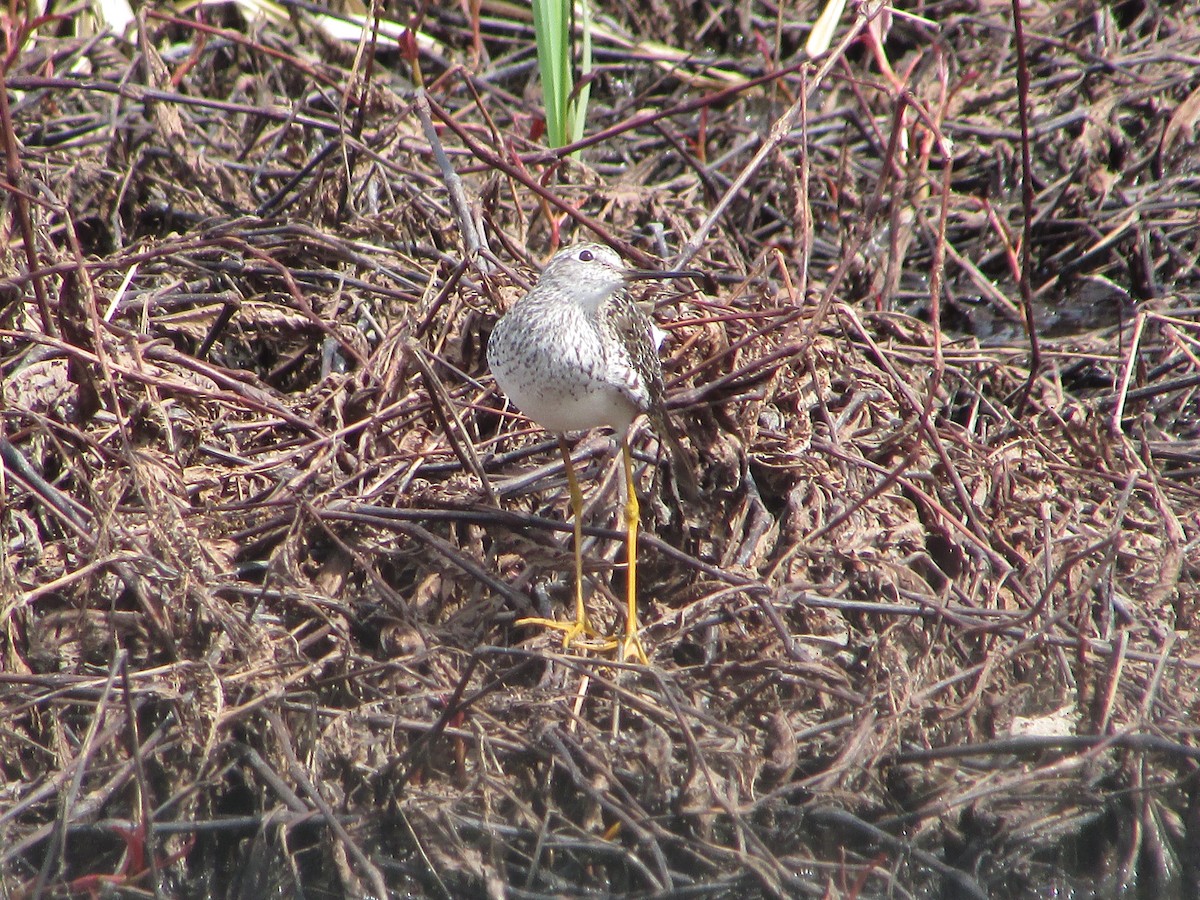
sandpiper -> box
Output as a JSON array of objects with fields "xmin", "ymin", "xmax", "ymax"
[{"xmin": 487, "ymin": 243, "xmax": 697, "ymax": 663}]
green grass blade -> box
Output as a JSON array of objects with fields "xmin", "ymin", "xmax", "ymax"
[
  {"xmin": 533, "ymin": 0, "xmax": 589, "ymax": 150},
  {"xmin": 569, "ymin": 0, "xmax": 591, "ymax": 146},
  {"xmin": 532, "ymin": 0, "xmax": 567, "ymax": 148}
]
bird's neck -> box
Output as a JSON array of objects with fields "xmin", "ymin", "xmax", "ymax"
[{"xmin": 572, "ymin": 284, "xmax": 621, "ymax": 316}]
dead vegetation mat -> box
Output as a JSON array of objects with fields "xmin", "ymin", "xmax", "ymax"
[{"xmin": 3, "ymin": 1, "xmax": 1200, "ymax": 897}]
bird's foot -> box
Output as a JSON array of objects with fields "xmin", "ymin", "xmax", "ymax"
[
  {"xmin": 618, "ymin": 628, "xmax": 650, "ymax": 666},
  {"xmin": 516, "ymin": 615, "xmax": 618, "ymax": 653}
]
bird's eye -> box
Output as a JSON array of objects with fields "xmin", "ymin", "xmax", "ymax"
[{"xmin": 578, "ymin": 249, "xmax": 594, "ymax": 262}]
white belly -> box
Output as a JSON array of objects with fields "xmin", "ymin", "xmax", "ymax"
[
  {"xmin": 489, "ymin": 306, "xmax": 641, "ymax": 436},
  {"xmin": 500, "ymin": 373, "xmax": 638, "ymax": 435}
]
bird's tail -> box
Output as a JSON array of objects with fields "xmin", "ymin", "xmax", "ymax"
[{"xmin": 649, "ymin": 407, "xmax": 700, "ymax": 503}]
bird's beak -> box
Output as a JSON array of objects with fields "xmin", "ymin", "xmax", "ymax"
[
  {"xmin": 626, "ymin": 267, "xmax": 713, "ymax": 294},
  {"xmin": 625, "ymin": 268, "xmax": 705, "ymax": 282}
]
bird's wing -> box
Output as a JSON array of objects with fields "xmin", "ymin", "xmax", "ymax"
[
  {"xmin": 604, "ymin": 293, "xmax": 699, "ymax": 501},
  {"xmin": 604, "ymin": 293, "xmax": 663, "ymax": 410}
]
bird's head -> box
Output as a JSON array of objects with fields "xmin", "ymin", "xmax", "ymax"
[
  {"xmin": 538, "ymin": 242, "xmax": 705, "ymax": 313},
  {"xmin": 540, "ymin": 244, "xmax": 628, "ymax": 308}
]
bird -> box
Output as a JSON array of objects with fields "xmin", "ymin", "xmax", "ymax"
[{"xmin": 487, "ymin": 242, "xmax": 698, "ymax": 664}]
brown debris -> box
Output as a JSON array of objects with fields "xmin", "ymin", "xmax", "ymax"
[{"xmin": 2, "ymin": 2, "xmax": 1199, "ymax": 897}]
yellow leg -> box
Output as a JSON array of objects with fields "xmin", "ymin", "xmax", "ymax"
[
  {"xmin": 516, "ymin": 439, "xmax": 611, "ymax": 650},
  {"xmin": 619, "ymin": 437, "xmax": 649, "ymax": 665}
]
